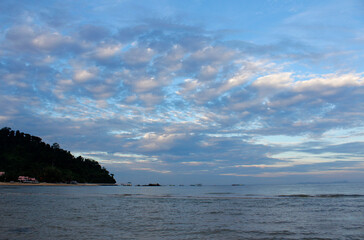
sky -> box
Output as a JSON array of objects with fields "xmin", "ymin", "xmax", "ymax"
[{"xmin": 1, "ymin": 0, "xmax": 364, "ymax": 185}]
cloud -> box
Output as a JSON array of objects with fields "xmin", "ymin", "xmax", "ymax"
[
  {"xmin": 78, "ymin": 25, "xmax": 111, "ymax": 42},
  {"xmin": 1, "ymin": 1, "xmax": 364, "ymax": 184},
  {"xmin": 220, "ymin": 169, "xmax": 364, "ymax": 178},
  {"xmin": 132, "ymin": 77, "xmax": 160, "ymax": 93},
  {"xmin": 4, "ymin": 25, "xmax": 81, "ymax": 54},
  {"xmin": 122, "ymin": 46, "xmax": 155, "ymax": 66},
  {"xmin": 252, "ymin": 72, "xmax": 293, "ymax": 89},
  {"xmin": 137, "ymin": 132, "xmax": 190, "ymax": 152},
  {"xmin": 32, "ymin": 32, "xmax": 73, "ymax": 50},
  {"xmin": 130, "ymin": 167, "xmax": 171, "ymax": 174},
  {"xmin": 93, "ymin": 44, "xmax": 122, "ymax": 59},
  {"xmin": 302, "ymin": 142, "xmax": 364, "ymax": 155},
  {"xmin": 2, "ymin": 72, "xmax": 28, "ymax": 88},
  {"xmin": 181, "ymin": 161, "xmax": 218, "ymax": 166},
  {"xmin": 138, "ymin": 93, "xmax": 164, "ymax": 106},
  {"xmin": 73, "ymin": 68, "xmax": 98, "ymax": 83},
  {"xmin": 293, "ymin": 73, "xmax": 364, "ymax": 91}
]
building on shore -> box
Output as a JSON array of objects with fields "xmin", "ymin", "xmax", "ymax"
[{"xmin": 18, "ymin": 176, "xmax": 38, "ymax": 183}]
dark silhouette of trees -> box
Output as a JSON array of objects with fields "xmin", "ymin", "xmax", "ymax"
[
  {"xmin": 52, "ymin": 142, "xmax": 60, "ymax": 149},
  {"xmin": 0, "ymin": 127, "xmax": 116, "ymax": 183}
]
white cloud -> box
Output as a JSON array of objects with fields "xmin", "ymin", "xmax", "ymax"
[
  {"xmin": 57, "ymin": 79, "xmax": 73, "ymax": 86},
  {"xmin": 138, "ymin": 132, "xmax": 187, "ymax": 151},
  {"xmin": 122, "ymin": 46, "xmax": 155, "ymax": 65},
  {"xmin": 199, "ymin": 65, "xmax": 219, "ymax": 79},
  {"xmin": 3, "ymin": 73, "xmax": 28, "ymax": 87},
  {"xmin": 113, "ymin": 153, "xmax": 151, "ymax": 159},
  {"xmin": 73, "ymin": 68, "xmax": 98, "ymax": 83},
  {"xmin": 181, "ymin": 161, "xmax": 218, "ymax": 166},
  {"xmin": 177, "ymin": 78, "xmax": 202, "ymax": 94},
  {"xmin": 190, "ymin": 46, "xmax": 235, "ymax": 63},
  {"xmin": 5, "ymin": 25, "xmax": 80, "ymax": 54},
  {"xmin": 252, "ymin": 72, "xmax": 293, "ymax": 89},
  {"xmin": 32, "ymin": 32, "xmax": 73, "ymax": 50},
  {"xmin": 138, "ymin": 93, "xmax": 164, "ymax": 106},
  {"xmin": 220, "ymin": 170, "xmax": 364, "ymax": 178},
  {"xmin": 0, "ymin": 116, "xmax": 10, "ymax": 122},
  {"xmin": 93, "ymin": 44, "xmax": 122, "ymax": 59},
  {"xmin": 235, "ymin": 164, "xmax": 292, "ymax": 168},
  {"xmin": 252, "ymin": 72, "xmax": 364, "ymax": 93},
  {"xmin": 133, "ymin": 77, "xmax": 160, "ymax": 92},
  {"xmin": 2, "ymin": 2, "xmax": 364, "ymax": 184},
  {"xmin": 180, "ymin": 59, "xmax": 272, "ymax": 103},
  {"xmin": 130, "ymin": 167, "xmax": 171, "ymax": 174},
  {"xmin": 293, "ymin": 73, "xmax": 364, "ymax": 91}
]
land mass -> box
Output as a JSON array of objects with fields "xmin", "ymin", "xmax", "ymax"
[
  {"xmin": 0, "ymin": 127, "xmax": 116, "ymax": 184},
  {"xmin": 0, "ymin": 182, "xmax": 116, "ymax": 186}
]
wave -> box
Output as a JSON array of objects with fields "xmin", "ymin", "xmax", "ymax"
[
  {"xmin": 206, "ymin": 192, "xmax": 234, "ymax": 195},
  {"xmin": 111, "ymin": 193, "xmax": 364, "ymax": 199},
  {"xmin": 278, "ymin": 194, "xmax": 364, "ymax": 198}
]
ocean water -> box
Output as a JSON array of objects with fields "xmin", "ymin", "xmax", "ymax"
[{"xmin": 1, "ymin": 183, "xmax": 364, "ymax": 240}]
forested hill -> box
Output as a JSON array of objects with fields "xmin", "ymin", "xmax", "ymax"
[{"xmin": 0, "ymin": 127, "xmax": 116, "ymax": 183}]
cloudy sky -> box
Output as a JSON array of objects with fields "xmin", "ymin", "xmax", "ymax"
[{"xmin": 1, "ymin": 0, "xmax": 364, "ymax": 184}]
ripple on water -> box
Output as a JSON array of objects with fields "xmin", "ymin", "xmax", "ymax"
[
  {"xmin": 206, "ymin": 192, "xmax": 233, "ymax": 195},
  {"xmin": 278, "ymin": 194, "xmax": 364, "ymax": 198},
  {"xmin": 8, "ymin": 227, "xmax": 34, "ymax": 233}
]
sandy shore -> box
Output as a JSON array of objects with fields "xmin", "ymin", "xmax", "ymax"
[{"xmin": 0, "ymin": 182, "xmax": 117, "ymax": 186}]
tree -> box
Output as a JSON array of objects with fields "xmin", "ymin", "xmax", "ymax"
[
  {"xmin": 52, "ymin": 143, "xmax": 60, "ymax": 149},
  {"xmin": 0, "ymin": 127, "xmax": 116, "ymax": 183}
]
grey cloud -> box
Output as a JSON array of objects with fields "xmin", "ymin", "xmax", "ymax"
[
  {"xmin": 78, "ymin": 25, "xmax": 111, "ymax": 42},
  {"xmin": 2, "ymin": 15, "xmax": 363, "ymax": 139},
  {"xmin": 122, "ymin": 46, "xmax": 156, "ymax": 66},
  {"xmin": 4, "ymin": 25, "xmax": 83, "ymax": 55},
  {"xmin": 1, "ymin": 2, "xmax": 364, "ymax": 183},
  {"xmin": 117, "ymin": 19, "xmax": 215, "ymax": 52},
  {"xmin": 4, "ymin": 25, "xmax": 37, "ymax": 52},
  {"xmin": 225, "ymin": 39, "xmax": 321, "ymax": 62},
  {"xmin": 38, "ymin": 6, "xmax": 74, "ymax": 28},
  {"xmin": 301, "ymin": 142, "xmax": 364, "ymax": 155},
  {"xmin": 205, "ymin": 72, "xmax": 364, "ymax": 137},
  {"xmin": 117, "ymin": 25, "xmax": 151, "ymax": 43}
]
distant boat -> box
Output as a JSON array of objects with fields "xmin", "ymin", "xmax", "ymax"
[
  {"xmin": 146, "ymin": 183, "xmax": 160, "ymax": 186},
  {"xmin": 136, "ymin": 183, "xmax": 161, "ymax": 186},
  {"xmin": 232, "ymin": 184, "xmax": 244, "ymax": 186},
  {"xmin": 120, "ymin": 182, "xmax": 132, "ymax": 186}
]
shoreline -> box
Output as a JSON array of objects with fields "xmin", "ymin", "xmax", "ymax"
[{"xmin": 0, "ymin": 182, "xmax": 117, "ymax": 186}]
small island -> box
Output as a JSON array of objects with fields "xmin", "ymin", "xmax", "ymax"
[{"xmin": 0, "ymin": 127, "xmax": 116, "ymax": 184}]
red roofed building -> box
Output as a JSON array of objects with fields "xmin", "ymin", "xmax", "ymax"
[{"xmin": 18, "ymin": 176, "xmax": 38, "ymax": 183}]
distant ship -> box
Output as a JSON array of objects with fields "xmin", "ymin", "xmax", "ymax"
[
  {"xmin": 120, "ymin": 182, "xmax": 132, "ymax": 186},
  {"xmin": 135, "ymin": 183, "xmax": 161, "ymax": 186},
  {"xmin": 146, "ymin": 183, "xmax": 160, "ymax": 186}
]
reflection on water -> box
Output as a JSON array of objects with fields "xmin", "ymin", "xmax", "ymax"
[{"xmin": 1, "ymin": 183, "xmax": 364, "ymax": 239}]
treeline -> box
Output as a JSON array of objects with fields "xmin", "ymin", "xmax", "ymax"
[{"xmin": 0, "ymin": 127, "xmax": 116, "ymax": 183}]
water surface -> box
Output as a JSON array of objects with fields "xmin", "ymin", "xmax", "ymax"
[{"xmin": 1, "ymin": 183, "xmax": 364, "ymax": 239}]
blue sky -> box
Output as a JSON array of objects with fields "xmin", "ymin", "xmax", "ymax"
[{"xmin": 1, "ymin": 0, "xmax": 364, "ymax": 184}]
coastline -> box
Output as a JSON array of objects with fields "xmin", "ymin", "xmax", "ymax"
[{"xmin": 0, "ymin": 182, "xmax": 117, "ymax": 186}]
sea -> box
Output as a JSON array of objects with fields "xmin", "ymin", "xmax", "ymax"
[{"xmin": 1, "ymin": 183, "xmax": 364, "ymax": 240}]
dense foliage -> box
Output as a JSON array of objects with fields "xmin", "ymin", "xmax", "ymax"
[{"xmin": 0, "ymin": 127, "xmax": 116, "ymax": 183}]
